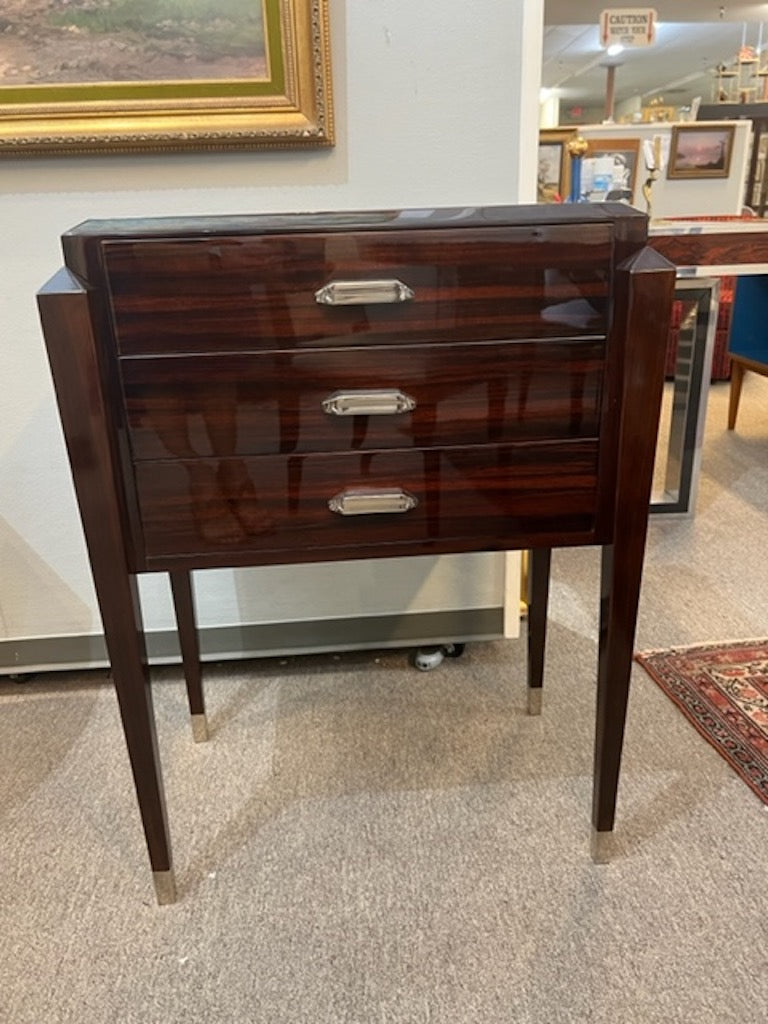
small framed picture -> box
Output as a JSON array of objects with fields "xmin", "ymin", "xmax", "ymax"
[
  {"xmin": 537, "ymin": 129, "xmax": 575, "ymax": 203},
  {"xmin": 581, "ymin": 138, "xmax": 640, "ymax": 204},
  {"xmin": 667, "ymin": 125, "xmax": 735, "ymax": 179}
]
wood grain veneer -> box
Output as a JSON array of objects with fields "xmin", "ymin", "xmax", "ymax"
[{"xmin": 38, "ymin": 204, "xmax": 675, "ymax": 902}]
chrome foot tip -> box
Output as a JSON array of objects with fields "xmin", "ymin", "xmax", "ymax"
[
  {"xmin": 153, "ymin": 869, "xmax": 177, "ymax": 905},
  {"xmin": 591, "ymin": 828, "xmax": 614, "ymax": 864},
  {"xmin": 191, "ymin": 713, "xmax": 209, "ymax": 743},
  {"xmin": 527, "ymin": 688, "xmax": 543, "ymax": 716}
]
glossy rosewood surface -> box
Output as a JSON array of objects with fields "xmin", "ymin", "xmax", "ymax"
[
  {"xmin": 63, "ymin": 203, "xmax": 648, "ymax": 273},
  {"xmin": 133, "ymin": 442, "xmax": 600, "ymax": 562},
  {"xmin": 120, "ymin": 339, "xmax": 604, "ymax": 460},
  {"xmin": 592, "ymin": 246, "xmax": 677, "ymax": 833},
  {"xmin": 651, "ymin": 228, "xmax": 768, "ymax": 269},
  {"xmin": 104, "ymin": 226, "xmax": 613, "ymax": 355},
  {"xmin": 37, "ymin": 269, "xmax": 172, "ymax": 875},
  {"xmin": 38, "ymin": 204, "xmax": 676, "ymax": 901}
]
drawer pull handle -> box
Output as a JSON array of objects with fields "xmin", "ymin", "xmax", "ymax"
[
  {"xmin": 322, "ymin": 389, "xmax": 416, "ymax": 417},
  {"xmin": 328, "ymin": 488, "xmax": 418, "ymax": 516},
  {"xmin": 314, "ymin": 279, "xmax": 415, "ymax": 306}
]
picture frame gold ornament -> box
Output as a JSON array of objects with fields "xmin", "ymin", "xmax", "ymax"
[{"xmin": 0, "ymin": 0, "xmax": 333, "ymax": 157}]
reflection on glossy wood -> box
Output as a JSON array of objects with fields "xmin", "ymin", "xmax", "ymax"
[
  {"xmin": 121, "ymin": 340, "xmax": 605, "ymax": 460},
  {"xmin": 134, "ymin": 442, "xmax": 600, "ymax": 561},
  {"xmin": 105, "ymin": 226, "xmax": 613, "ymax": 355}
]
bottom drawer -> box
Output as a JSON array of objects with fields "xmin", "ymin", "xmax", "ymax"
[{"xmin": 134, "ymin": 442, "xmax": 600, "ymax": 563}]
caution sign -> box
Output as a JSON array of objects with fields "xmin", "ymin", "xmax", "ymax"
[{"xmin": 600, "ymin": 8, "xmax": 657, "ymax": 48}]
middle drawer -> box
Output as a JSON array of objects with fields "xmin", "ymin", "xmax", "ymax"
[{"xmin": 120, "ymin": 339, "xmax": 604, "ymax": 460}]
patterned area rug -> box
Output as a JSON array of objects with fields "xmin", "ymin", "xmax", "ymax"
[{"xmin": 636, "ymin": 639, "xmax": 768, "ymax": 805}]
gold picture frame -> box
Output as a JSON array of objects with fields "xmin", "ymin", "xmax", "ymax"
[
  {"xmin": 538, "ymin": 129, "xmax": 575, "ymax": 203},
  {"xmin": 667, "ymin": 125, "xmax": 735, "ymax": 180},
  {"xmin": 0, "ymin": 0, "xmax": 333, "ymax": 157}
]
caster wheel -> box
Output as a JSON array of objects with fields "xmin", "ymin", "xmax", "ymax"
[
  {"xmin": 442, "ymin": 643, "xmax": 466, "ymax": 659},
  {"xmin": 411, "ymin": 643, "xmax": 466, "ymax": 671},
  {"xmin": 412, "ymin": 648, "xmax": 445, "ymax": 671}
]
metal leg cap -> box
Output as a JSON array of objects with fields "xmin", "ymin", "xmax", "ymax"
[
  {"xmin": 527, "ymin": 688, "xmax": 543, "ymax": 716},
  {"xmin": 153, "ymin": 869, "xmax": 177, "ymax": 905},
  {"xmin": 191, "ymin": 713, "xmax": 209, "ymax": 743},
  {"xmin": 591, "ymin": 827, "xmax": 614, "ymax": 864}
]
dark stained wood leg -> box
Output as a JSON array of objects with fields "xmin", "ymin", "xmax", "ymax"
[
  {"xmin": 526, "ymin": 547, "xmax": 551, "ymax": 715},
  {"xmin": 591, "ymin": 246, "xmax": 676, "ymax": 861},
  {"xmin": 38, "ymin": 272, "xmax": 176, "ymax": 904},
  {"xmin": 728, "ymin": 359, "xmax": 745, "ymax": 430},
  {"xmin": 592, "ymin": 534, "xmax": 646, "ymax": 860},
  {"xmin": 104, "ymin": 573, "xmax": 176, "ymax": 903},
  {"xmin": 592, "ymin": 544, "xmax": 627, "ymax": 859},
  {"xmin": 169, "ymin": 570, "xmax": 207, "ymax": 742}
]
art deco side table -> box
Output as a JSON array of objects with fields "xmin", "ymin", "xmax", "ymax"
[{"xmin": 37, "ymin": 204, "xmax": 675, "ymax": 902}]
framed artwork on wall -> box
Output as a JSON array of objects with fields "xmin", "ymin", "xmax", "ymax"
[
  {"xmin": 537, "ymin": 129, "xmax": 575, "ymax": 203},
  {"xmin": 667, "ymin": 125, "xmax": 735, "ymax": 179},
  {"xmin": 581, "ymin": 138, "xmax": 641, "ymax": 203},
  {"xmin": 0, "ymin": 0, "xmax": 333, "ymax": 157}
]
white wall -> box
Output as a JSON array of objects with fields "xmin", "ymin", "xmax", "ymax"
[
  {"xmin": 0, "ymin": 1, "xmax": 543, "ymax": 660},
  {"xmin": 578, "ymin": 120, "xmax": 751, "ymax": 218}
]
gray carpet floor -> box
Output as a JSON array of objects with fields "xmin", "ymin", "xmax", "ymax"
[{"xmin": 2, "ymin": 379, "xmax": 768, "ymax": 1024}]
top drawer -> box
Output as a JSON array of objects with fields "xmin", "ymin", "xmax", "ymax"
[{"xmin": 103, "ymin": 224, "xmax": 614, "ymax": 356}]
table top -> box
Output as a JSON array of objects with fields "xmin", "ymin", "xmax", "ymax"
[{"xmin": 650, "ymin": 218, "xmax": 768, "ymax": 276}]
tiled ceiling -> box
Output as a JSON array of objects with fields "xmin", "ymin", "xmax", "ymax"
[{"xmin": 542, "ymin": 2, "xmax": 768, "ymax": 114}]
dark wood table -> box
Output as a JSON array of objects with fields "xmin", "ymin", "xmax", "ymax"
[
  {"xmin": 651, "ymin": 218, "xmax": 768, "ymax": 273},
  {"xmin": 38, "ymin": 205, "xmax": 675, "ymax": 903},
  {"xmin": 650, "ymin": 219, "xmax": 768, "ymax": 513}
]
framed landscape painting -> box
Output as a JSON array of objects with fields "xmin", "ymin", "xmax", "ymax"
[
  {"xmin": 667, "ymin": 125, "xmax": 734, "ymax": 179},
  {"xmin": 0, "ymin": 0, "xmax": 333, "ymax": 156}
]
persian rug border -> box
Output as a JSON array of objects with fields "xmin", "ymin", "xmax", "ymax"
[{"xmin": 635, "ymin": 638, "xmax": 768, "ymax": 806}]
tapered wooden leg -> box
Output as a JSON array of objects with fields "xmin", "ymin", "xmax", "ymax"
[
  {"xmin": 591, "ymin": 535, "xmax": 646, "ymax": 861},
  {"xmin": 169, "ymin": 570, "xmax": 207, "ymax": 742},
  {"xmin": 103, "ymin": 573, "xmax": 176, "ymax": 903},
  {"xmin": 526, "ymin": 547, "xmax": 551, "ymax": 715},
  {"xmin": 591, "ymin": 246, "xmax": 676, "ymax": 860},
  {"xmin": 38, "ymin": 273, "xmax": 176, "ymax": 904},
  {"xmin": 728, "ymin": 359, "xmax": 745, "ymax": 430}
]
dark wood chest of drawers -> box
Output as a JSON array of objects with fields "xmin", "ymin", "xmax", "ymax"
[{"xmin": 38, "ymin": 204, "xmax": 675, "ymax": 903}]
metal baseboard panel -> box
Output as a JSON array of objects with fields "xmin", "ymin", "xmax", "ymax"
[{"xmin": 0, "ymin": 607, "xmax": 504, "ymax": 677}]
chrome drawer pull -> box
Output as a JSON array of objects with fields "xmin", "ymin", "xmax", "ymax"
[
  {"xmin": 322, "ymin": 388, "xmax": 416, "ymax": 417},
  {"xmin": 328, "ymin": 488, "xmax": 418, "ymax": 516},
  {"xmin": 314, "ymin": 279, "xmax": 415, "ymax": 306}
]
